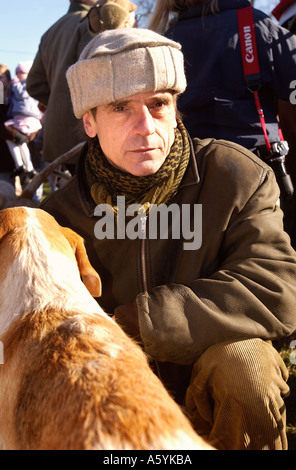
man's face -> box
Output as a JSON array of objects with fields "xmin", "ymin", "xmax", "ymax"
[
  {"xmin": 83, "ymin": 91, "xmax": 177, "ymax": 176},
  {"xmin": 15, "ymin": 71, "xmax": 28, "ymax": 83}
]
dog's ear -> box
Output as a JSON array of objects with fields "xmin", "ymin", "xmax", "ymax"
[
  {"xmin": 0, "ymin": 207, "xmax": 27, "ymax": 240},
  {"xmin": 59, "ymin": 226, "xmax": 102, "ymax": 298}
]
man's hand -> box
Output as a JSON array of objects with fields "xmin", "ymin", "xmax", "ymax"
[
  {"xmin": 113, "ymin": 300, "xmax": 141, "ymax": 342},
  {"xmin": 38, "ymin": 102, "xmax": 47, "ymax": 113}
]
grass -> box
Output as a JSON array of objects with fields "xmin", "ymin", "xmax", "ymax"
[
  {"xmin": 41, "ymin": 181, "xmax": 51, "ymax": 201},
  {"xmin": 278, "ymin": 343, "xmax": 296, "ymax": 449}
]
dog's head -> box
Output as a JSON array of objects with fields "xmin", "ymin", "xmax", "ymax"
[{"xmin": 0, "ymin": 207, "xmax": 102, "ymax": 297}]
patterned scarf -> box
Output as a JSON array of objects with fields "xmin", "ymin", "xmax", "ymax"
[{"xmin": 85, "ymin": 119, "xmax": 190, "ymax": 214}]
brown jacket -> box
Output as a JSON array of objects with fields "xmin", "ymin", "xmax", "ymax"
[
  {"xmin": 26, "ymin": 3, "xmax": 92, "ymax": 162},
  {"xmin": 41, "ymin": 136, "xmax": 296, "ymax": 398}
]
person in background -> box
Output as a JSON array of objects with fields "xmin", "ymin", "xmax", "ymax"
[
  {"xmin": 85, "ymin": 0, "xmax": 137, "ymax": 36},
  {"xmin": 149, "ymin": 0, "xmax": 296, "ymax": 242},
  {"xmin": 5, "ymin": 61, "xmax": 42, "ymax": 184},
  {"xmin": 0, "ymin": 64, "xmax": 16, "ymax": 183},
  {"xmin": 272, "ymin": 0, "xmax": 296, "ymax": 247},
  {"xmin": 0, "ymin": 64, "xmax": 10, "ymax": 107},
  {"xmin": 149, "ymin": 0, "xmax": 296, "ymax": 153},
  {"xmin": 26, "ymin": 1, "xmax": 98, "ymax": 173},
  {"xmin": 41, "ymin": 28, "xmax": 296, "ymax": 450},
  {"xmin": 26, "ymin": 0, "xmax": 137, "ymax": 176},
  {"xmin": 273, "ymin": 0, "xmax": 296, "ymax": 32}
]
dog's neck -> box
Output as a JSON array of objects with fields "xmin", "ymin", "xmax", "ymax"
[{"xmin": 0, "ymin": 212, "xmax": 106, "ymax": 338}]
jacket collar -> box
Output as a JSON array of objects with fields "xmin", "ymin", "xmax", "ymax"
[
  {"xmin": 179, "ymin": 132, "xmax": 200, "ymax": 188},
  {"xmin": 76, "ymin": 134, "xmax": 200, "ymax": 217},
  {"xmin": 178, "ymin": 0, "xmax": 250, "ymax": 19},
  {"xmin": 76, "ymin": 143, "xmax": 96, "ymax": 217},
  {"xmin": 68, "ymin": 3, "xmax": 91, "ymax": 14}
]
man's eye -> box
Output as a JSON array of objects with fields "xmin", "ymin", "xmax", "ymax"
[
  {"xmin": 154, "ymin": 101, "xmax": 165, "ymax": 108},
  {"xmin": 150, "ymin": 102, "xmax": 167, "ymax": 113},
  {"xmin": 114, "ymin": 106, "xmax": 126, "ymax": 112}
]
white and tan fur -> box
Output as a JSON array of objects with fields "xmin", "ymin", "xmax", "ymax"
[{"xmin": 0, "ymin": 207, "xmax": 212, "ymax": 450}]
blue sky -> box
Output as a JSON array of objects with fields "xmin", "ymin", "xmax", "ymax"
[
  {"xmin": 0, "ymin": 0, "xmax": 279, "ymax": 77},
  {"xmin": 0, "ymin": 0, "xmax": 69, "ymax": 74}
]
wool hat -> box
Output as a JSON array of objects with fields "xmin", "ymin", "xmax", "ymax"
[
  {"xmin": 66, "ymin": 28, "xmax": 187, "ymax": 119},
  {"xmin": 15, "ymin": 60, "xmax": 33, "ymax": 74},
  {"xmin": 272, "ymin": 0, "xmax": 296, "ymax": 25},
  {"xmin": 86, "ymin": 0, "xmax": 137, "ymax": 34}
]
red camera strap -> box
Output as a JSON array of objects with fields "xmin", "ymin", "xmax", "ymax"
[
  {"xmin": 253, "ymin": 90, "xmax": 272, "ymax": 152},
  {"xmin": 237, "ymin": 5, "xmax": 260, "ymax": 77},
  {"xmin": 237, "ymin": 6, "xmax": 284, "ymax": 152}
]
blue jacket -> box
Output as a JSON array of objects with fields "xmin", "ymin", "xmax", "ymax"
[
  {"xmin": 166, "ymin": 0, "xmax": 296, "ymax": 149},
  {"xmin": 8, "ymin": 80, "xmax": 42, "ymax": 120}
]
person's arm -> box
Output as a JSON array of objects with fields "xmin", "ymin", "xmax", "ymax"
[
  {"xmin": 26, "ymin": 50, "xmax": 50, "ymax": 106},
  {"xmin": 278, "ymin": 99, "xmax": 296, "ymax": 144},
  {"xmin": 136, "ymin": 168, "xmax": 296, "ymax": 364},
  {"xmin": 269, "ymin": 23, "xmax": 296, "ymax": 100}
]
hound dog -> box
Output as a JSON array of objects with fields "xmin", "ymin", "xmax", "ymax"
[{"xmin": 0, "ymin": 207, "xmax": 212, "ymax": 450}]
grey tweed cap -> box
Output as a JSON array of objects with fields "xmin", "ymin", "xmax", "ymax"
[{"xmin": 66, "ymin": 28, "xmax": 187, "ymax": 118}]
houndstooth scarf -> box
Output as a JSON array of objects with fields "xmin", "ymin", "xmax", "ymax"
[{"xmin": 85, "ymin": 119, "xmax": 190, "ymax": 214}]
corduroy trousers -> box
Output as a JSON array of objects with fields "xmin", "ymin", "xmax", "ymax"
[{"xmin": 185, "ymin": 338, "xmax": 290, "ymax": 450}]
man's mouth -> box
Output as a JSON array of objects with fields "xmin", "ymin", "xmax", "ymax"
[{"xmin": 129, "ymin": 147, "xmax": 157, "ymax": 153}]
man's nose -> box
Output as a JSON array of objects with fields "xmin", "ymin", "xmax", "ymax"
[{"xmin": 134, "ymin": 106, "xmax": 156, "ymax": 135}]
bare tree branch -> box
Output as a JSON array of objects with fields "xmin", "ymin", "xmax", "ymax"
[{"xmin": 19, "ymin": 142, "xmax": 85, "ymax": 200}]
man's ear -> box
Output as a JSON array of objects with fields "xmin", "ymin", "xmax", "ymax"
[{"xmin": 83, "ymin": 110, "xmax": 97, "ymax": 138}]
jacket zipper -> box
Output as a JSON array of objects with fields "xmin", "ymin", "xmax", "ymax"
[
  {"xmin": 140, "ymin": 215, "xmax": 162, "ymax": 380},
  {"xmin": 140, "ymin": 215, "xmax": 148, "ymax": 292}
]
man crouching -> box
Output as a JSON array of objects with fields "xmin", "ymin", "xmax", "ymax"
[{"xmin": 41, "ymin": 28, "xmax": 296, "ymax": 450}]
